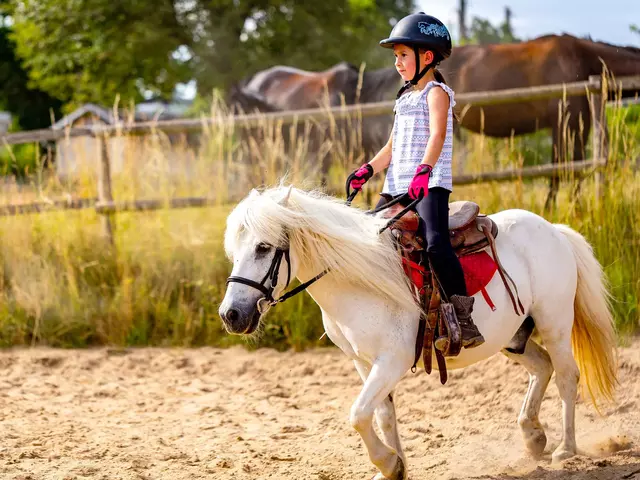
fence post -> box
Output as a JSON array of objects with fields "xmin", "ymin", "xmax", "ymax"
[
  {"xmin": 588, "ymin": 74, "xmax": 607, "ymax": 201},
  {"xmin": 96, "ymin": 132, "xmax": 115, "ymax": 245}
]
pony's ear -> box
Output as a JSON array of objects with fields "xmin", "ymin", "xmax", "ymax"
[{"xmin": 280, "ymin": 185, "xmax": 293, "ymax": 206}]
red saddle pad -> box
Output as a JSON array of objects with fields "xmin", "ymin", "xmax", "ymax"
[
  {"xmin": 402, "ymin": 251, "xmax": 498, "ymax": 310},
  {"xmin": 459, "ymin": 251, "xmax": 497, "ymax": 296}
]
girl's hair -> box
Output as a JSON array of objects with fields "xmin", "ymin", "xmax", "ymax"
[
  {"xmin": 433, "ymin": 68, "xmax": 447, "ymax": 85},
  {"xmin": 431, "ymin": 65, "xmax": 459, "ymax": 123},
  {"xmin": 420, "ymin": 48, "xmax": 448, "ymax": 85}
]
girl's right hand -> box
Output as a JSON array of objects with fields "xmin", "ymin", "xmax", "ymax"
[
  {"xmin": 349, "ymin": 163, "xmax": 374, "ymax": 190},
  {"xmin": 408, "ymin": 164, "xmax": 432, "ymax": 200}
]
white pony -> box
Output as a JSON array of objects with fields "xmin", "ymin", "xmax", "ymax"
[{"xmin": 219, "ymin": 184, "xmax": 617, "ymax": 480}]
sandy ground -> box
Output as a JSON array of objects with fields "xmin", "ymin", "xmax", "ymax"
[{"xmin": 0, "ymin": 338, "xmax": 639, "ymax": 480}]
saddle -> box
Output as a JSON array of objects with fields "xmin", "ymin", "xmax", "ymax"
[
  {"xmin": 388, "ymin": 200, "xmax": 498, "ymax": 257},
  {"xmin": 381, "ymin": 200, "xmax": 523, "ymax": 385}
]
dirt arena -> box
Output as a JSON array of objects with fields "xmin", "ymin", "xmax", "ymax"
[{"xmin": 0, "ymin": 338, "xmax": 638, "ymax": 480}]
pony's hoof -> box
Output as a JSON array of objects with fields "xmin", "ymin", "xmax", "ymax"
[
  {"xmin": 519, "ymin": 418, "xmax": 547, "ymax": 457},
  {"xmin": 523, "ymin": 429, "xmax": 547, "ymax": 457},
  {"xmin": 372, "ymin": 456, "xmax": 406, "ymax": 480},
  {"xmin": 551, "ymin": 446, "xmax": 576, "ymax": 464}
]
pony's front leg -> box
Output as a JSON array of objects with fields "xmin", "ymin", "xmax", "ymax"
[
  {"xmin": 353, "ymin": 359, "xmax": 405, "ymax": 468},
  {"xmin": 350, "ymin": 355, "xmax": 408, "ymax": 480}
]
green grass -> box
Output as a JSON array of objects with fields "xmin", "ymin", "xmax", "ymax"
[{"xmin": 0, "ymin": 205, "xmax": 328, "ymax": 350}]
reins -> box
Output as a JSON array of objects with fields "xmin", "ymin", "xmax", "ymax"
[{"xmin": 345, "ymin": 176, "xmax": 423, "ymax": 233}]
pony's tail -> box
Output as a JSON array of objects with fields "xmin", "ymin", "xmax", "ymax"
[{"xmin": 554, "ymin": 224, "xmax": 618, "ymax": 408}]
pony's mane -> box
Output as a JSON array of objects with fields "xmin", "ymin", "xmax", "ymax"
[{"xmin": 225, "ymin": 185, "xmax": 420, "ymax": 312}]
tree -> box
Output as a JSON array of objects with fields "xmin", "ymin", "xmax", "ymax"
[
  {"xmin": 0, "ymin": 25, "xmax": 63, "ymax": 130},
  {"xmin": 469, "ymin": 6, "xmax": 519, "ymax": 45},
  {"xmin": 190, "ymin": 0, "xmax": 415, "ymax": 95},
  {"xmin": 8, "ymin": 0, "xmax": 192, "ymax": 111},
  {"xmin": 7, "ymin": 0, "xmax": 414, "ymax": 108}
]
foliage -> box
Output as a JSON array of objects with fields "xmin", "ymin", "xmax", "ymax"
[
  {"xmin": 469, "ymin": 15, "xmax": 519, "ymax": 45},
  {"xmin": 7, "ymin": 0, "xmax": 192, "ymax": 111},
  {"xmin": 0, "ymin": 142, "xmax": 40, "ymax": 179},
  {"xmin": 458, "ymin": 6, "xmax": 520, "ymax": 46},
  {"xmin": 0, "ymin": 25, "xmax": 63, "ymax": 130},
  {"xmin": 190, "ymin": 0, "xmax": 414, "ymax": 95},
  {"xmin": 7, "ymin": 0, "xmax": 414, "ymax": 109}
]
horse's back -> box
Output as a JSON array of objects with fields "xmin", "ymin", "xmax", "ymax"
[
  {"xmin": 489, "ymin": 208, "xmax": 572, "ymax": 252},
  {"xmin": 489, "ymin": 207, "xmax": 578, "ymax": 305},
  {"xmin": 242, "ymin": 62, "xmax": 360, "ymax": 109},
  {"xmin": 446, "ymin": 35, "xmax": 586, "ymax": 90}
]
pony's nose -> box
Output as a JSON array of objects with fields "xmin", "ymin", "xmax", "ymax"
[{"xmin": 224, "ymin": 308, "xmax": 239, "ymax": 324}]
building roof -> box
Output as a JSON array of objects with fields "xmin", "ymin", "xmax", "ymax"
[
  {"xmin": 50, "ymin": 104, "xmax": 114, "ymax": 130},
  {"xmin": 51, "ymin": 100, "xmax": 192, "ymax": 131}
]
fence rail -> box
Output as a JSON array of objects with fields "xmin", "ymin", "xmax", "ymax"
[
  {"xmin": 0, "ymin": 197, "xmax": 96, "ymax": 217},
  {"xmin": 1, "ymin": 75, "xmax": 638, "ymax": 145},
  {"xmin": 0, "ymin": 74, "xmax": 637, "ymax": 238},
  {"xmin": 0, "ymin": 159, "xmax": 610, "ymax": 218},
  {"xmin": 454, "ymin": 158, "xmax": 607, "ymax": 185}
]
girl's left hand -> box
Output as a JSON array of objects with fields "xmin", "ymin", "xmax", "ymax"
[{"xmin": 408, "ymin": 164, "xmax": 432, "ymax": 200}]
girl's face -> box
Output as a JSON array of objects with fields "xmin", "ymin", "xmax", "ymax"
[{"xmin": 393, "ymin": 45, "xmax": 434, "ymax": 82}]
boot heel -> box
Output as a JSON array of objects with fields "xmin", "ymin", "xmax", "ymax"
[{"xmin": 450, "ymin": 294, "xmax": 485, "ymax": 349}]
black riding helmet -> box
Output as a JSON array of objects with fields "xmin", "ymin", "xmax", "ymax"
[{"xmin": 380, "ymin": 12, "xmax": 452, "ymax": 97}]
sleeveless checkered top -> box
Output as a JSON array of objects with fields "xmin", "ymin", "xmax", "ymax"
[{"xmin": 382, "ymin": 81, "xmax": 455, "ymax": 195}]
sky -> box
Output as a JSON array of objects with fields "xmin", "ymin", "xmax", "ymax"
[{"xmin": 417, "ymin": 0, "xmax": 640, "ymax": 46}]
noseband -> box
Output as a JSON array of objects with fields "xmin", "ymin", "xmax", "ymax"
[{"xmin": 226, "ymin": 247, "xmax": 329, "ymax": 310}]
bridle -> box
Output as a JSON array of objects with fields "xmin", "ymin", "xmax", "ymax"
[
  {"xmin": 225, "ymin": 185, "xmax": 420, "ymax": 313},
  {"xmin": 226, "ymin": 248, "xmax": 291, "ymax": 305},
  {"xmin": 226, "ymin": 246, "xmax": 328, "ymax": 313}
]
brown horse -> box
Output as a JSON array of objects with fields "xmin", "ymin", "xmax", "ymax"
[
  {"xmin": 440, "ymin": 34, "xmax": 640, "ymax": 208},
  {"xmin": 227, "ymin": 61, "xmax": 400, "ymax": 173},
  {"xmin": 227, "ymin": 61, "xmax": 402, "ymax": 160},
  {"xmin": 227, "ymin": 61, "xmax": 361, "ymax": 113},
  {"xmin": 226, "ymin": 62, "xmax": 366, "ymax": 181}
]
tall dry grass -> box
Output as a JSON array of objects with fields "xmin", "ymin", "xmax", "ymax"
[{"xmin": 0, "ymin": 91, "xmax": 638, "ymax": 350}]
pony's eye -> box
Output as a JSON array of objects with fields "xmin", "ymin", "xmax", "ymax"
[{"xmin": 255, "ymin": 243, "xmax": 271, "ymax": 254}]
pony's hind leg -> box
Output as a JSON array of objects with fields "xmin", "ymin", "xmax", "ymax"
[
  {"xmin": 350, "ymin": 355, "xmax": 409, "ymax": 480},
  {"xmin": 542, "ymin": 331, "xmax": 580, "ymax": 463},
  {"xmin": 353, "ymin": 359, "xmax": 406, "ymax": 467},
  {"xmin": 502, "ymin": 339, "xmax": 554, "ymax": 457}
]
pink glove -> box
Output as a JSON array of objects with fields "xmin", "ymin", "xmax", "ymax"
[
  {"xmin": 349, "ymin": 163, "xmax": 374, "ymax": 190},
  {"xmin": 408, "ymin": 164, "xmax": 432, "ymax": 200}
]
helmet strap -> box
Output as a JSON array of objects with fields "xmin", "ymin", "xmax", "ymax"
[
  {"xmin": 411, "ymin": 46, "xmax": 432, "ymax": 85},
  {"xmin": 395, "ymin": 47, "xmax": 437, "ymax": 99}
]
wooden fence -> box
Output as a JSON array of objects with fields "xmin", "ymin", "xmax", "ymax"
[{"xmin": 0, "ymin": 74, "xmax": 638, "ymax": 243}]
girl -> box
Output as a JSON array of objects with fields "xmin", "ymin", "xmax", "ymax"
[{"xmin": 348, "ymin": 12, "xmax": 484, "ymax": 351}]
